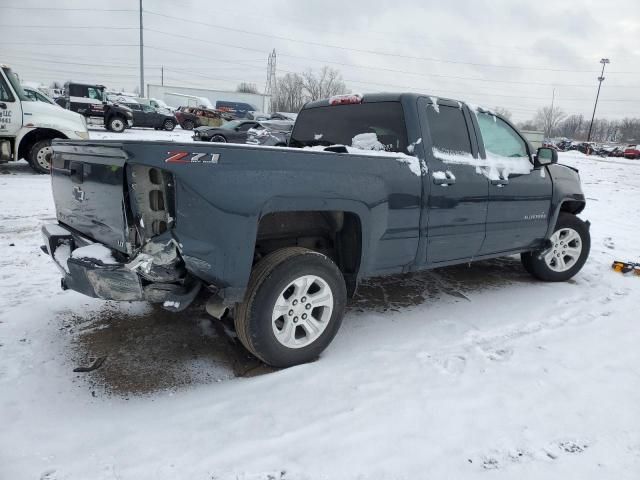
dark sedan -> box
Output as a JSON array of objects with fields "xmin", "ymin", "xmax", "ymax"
[
  {"xmin": 246, "ymin": 120, "xmax": 294, "ymax": 146},
  {"xmin": 192, "ymin": 119, "xmax": 261, "ymax": 143},
  {"xmin": 123, "ymin": 103, "xmax": 177, "ymax": 131}
]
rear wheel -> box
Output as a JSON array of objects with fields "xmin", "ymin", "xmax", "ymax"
[
  {"xmin": 234, "ymin": 247, "xmax": 347, "ymax": 368},
  {"xmin": 28, "ymin": 139, "xmax": 55, "ymax": 174},
  {"xmin": 182, "ymin": 120, "xmax": 195, "ymax": 130},
  {"xmin": 521, "ymin": 213, "xmax": 590, "ymax": 281},
  {"xmin": 163, "ymin": 119, "xmax": 175, "ymax": 131},
  {"xmin": 108, "ymin": 116, "xmax": 126, "ymax": 133}
]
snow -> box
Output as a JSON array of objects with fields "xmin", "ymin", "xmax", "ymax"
[
  {"xmin": 71, "ymin": 244, "xmax": 118, "ymax": 265},
  {"xmin": 407, "ymin": 137, "xmax": 422, "ymax": 154},
  {"xmin": 432, "ymin": 147, "xmax": 532, "ymax": 180},
  {"xmin": 351, "ymin": 132, "xmax": 385, "ymax": 151},
  {"xmin": 53, "ymin": 241, "xmax": 71, "ymax": 273},
  {"xmin": 1, "ymin": 129, "xmax": 640, "ymax": 480},
  {"xmin": 429, "ymin": 96, "xmax": 440, "ymax": 113},
  {"xmin": 432, "ymin": 170, "xmax": 448, "ymax": 179}
]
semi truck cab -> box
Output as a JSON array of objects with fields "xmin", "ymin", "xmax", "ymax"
[{"xmin": 0, "ymin": 64, "xmax": 89, "ymax": 174}]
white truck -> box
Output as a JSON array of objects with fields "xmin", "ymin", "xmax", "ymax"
[{"xmin": 0, "ymin": 64, "xmax": 89, "ymax": 174}]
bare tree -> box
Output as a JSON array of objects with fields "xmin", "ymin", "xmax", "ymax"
[
  {"xmin": 271, "ymin": 73, "xmax": 306, "ymax": 112},
  {"xmin": 236, "ymin": 82, "xmax": 259, "ymax": 94},
  {"xmin": 301, "ymin": 67, "xmax": 348, "ymax": 101},
  {"xmin": 49, "ymin": 81, "xmax": 63, "ymax": 90},
  {"xmin": 534, "ymin": 105, "xmax": 566, "ymax": 137},
  {"xmin": 493, "ymin": 107, "xmax": 512, "ymax": 121},
  {"xmin": 556, "ymin": 114, "xmax": 584, "ymax": 139}
]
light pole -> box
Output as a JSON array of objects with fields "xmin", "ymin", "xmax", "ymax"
[
  {"xmin": 587, "ymin": 58, "xmax": 610, "ymax": 142},
  {"xmin": 139, "ymin": 0, "xmax": 144, "ymax": 97}
]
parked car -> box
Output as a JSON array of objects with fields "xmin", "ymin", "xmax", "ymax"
[
  {"xmin": 23, "ymin": 86, "xmax": 58, "ymax": 105},
  {"xmin": 175, "ymin": 106, "xmax": 226, "ymax": 130},
  {"xmin": 270, "ymin": 112, "xmax": 298, "ymax": 121},
  {"xmin": 215, "ymin": 100, "xmax": 258, "ymax": 119},
  {"xmin": 609, "ymin": 146, "xmax": 625, "ymax": 157},
  {"xmin": 43, "ymin": 92, "xmax": 590, "ymax": 368},
  {"xmin": 624, "ymin": 144, "xmax": 640, "ymax": 159},
  {"xmin": 122, "ymin": 102, "xmax": 177, "ymax": 131},
  {"xmin": 192, "ymin": 119, "xmax": 261, "ymax": 143},
  {"xmin": 246, "ymin": 120, "xmax": 294, "ymax": 146}
]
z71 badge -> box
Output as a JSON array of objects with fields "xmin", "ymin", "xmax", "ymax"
[{"xmin": 165, "ymin": 151, "xmax": 220, "ymax": 164}]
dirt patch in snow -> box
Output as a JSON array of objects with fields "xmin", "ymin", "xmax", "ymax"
[{"xmin": 66, "ymin": 300, "xmax": 273, "ymax": 397}]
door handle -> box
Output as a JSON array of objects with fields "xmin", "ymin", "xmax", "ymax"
[
  {"xmin": 491, "ymin": 178, "xmax": 509, "ymax": 187},
  {"xmin": 433, "ymin": 171, "xmax": 456, "ymax": 186}
]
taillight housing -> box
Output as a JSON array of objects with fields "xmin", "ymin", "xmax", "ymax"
[{"xmin": 329, "ymin": 94, "xmax": 362, "ymax": 105}]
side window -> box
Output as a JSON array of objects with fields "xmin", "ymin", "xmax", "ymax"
[
  {"xmin": 24, "ymin": 90, "xmax": 37, "ymax": 101},
  {"xmin": 0, "ymin": 75, "xmax": 15, "ymax": 102},
  {"xmin": 87, "ymin": 88, "xmax": 102, "ymax": 100},
  {"xmin": 238, "ymin": 122, "xmax": 255, "ymax": 131},
  {"xmin": 477, "ymin": 112, "xmax": 528, "ymax": 158},
  {"xmin": 426, "ymin": 104, "xmax": 472, "ymax": 154}
]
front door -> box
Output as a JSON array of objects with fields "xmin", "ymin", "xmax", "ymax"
[
  {"xmin": 0, "ymin": 71, "xmax": 23, "ymax": 137},
  {"xmin": 418, "ymin": 97, "xmax": 489, "ymax": 264},
  {"xmin": 473, "ymin": 111, "xmax": 553, "ymax": 254}
]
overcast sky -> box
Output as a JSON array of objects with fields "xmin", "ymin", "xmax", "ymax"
[{"xmin": 1, "ymin": 0, "xmax": 638, "ymax": 121}]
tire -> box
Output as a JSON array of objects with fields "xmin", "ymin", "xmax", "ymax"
[
  {"xmin": 182, "ymin": 120, "xmax": 195, "ymax": 130},
  {"xmin": 235, "ymin": 247, "xmax": 347, "ymax": 368},
  {"xmin": 163, "ymin": 119, "xmax": 175, "ymax": 131},
  {"xmin": 521, "ymin": 212, "xmax": 590, "ymax": 282},
  {"xmin": 108, "ymin": 116, "xmax": 126, "ymax": 133},
  {"xmin": 211, "ymin": 135, "xmax": 227, "ymax": 143},
  {"xmin": 28, "ymin": 139, "xmax": 56, "ymax": 174}
]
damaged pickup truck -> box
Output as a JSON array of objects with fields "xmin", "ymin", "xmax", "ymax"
[{"xmin": 42, "ymin": 93, "xmax": 590, "ymax": 367}]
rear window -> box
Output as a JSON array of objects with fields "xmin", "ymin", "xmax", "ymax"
[{"xmin": 289, "ymin": 102, "xmax": 408, "ymax": 153}]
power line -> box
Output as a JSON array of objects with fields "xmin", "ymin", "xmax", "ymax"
[
  {"xmin": 144, "ymin": 10, "xmax": 640, "ymax": 75},
  {"xmin": 0, "ymin": 6, "xmax": 135, "ymax": 11},
  {"xmin": 0, "ymin": 24, "xmax": 137, "ymax": 29},
  {"xmin": 144, "ymin": 28, "xmax": 640, "ymax": 90}
]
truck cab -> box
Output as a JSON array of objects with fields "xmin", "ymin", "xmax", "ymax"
[
  {"xmin": 0, "ymin": 64, "xmax": 89, "ymax": 173},
  {"xmin": 56, "ymin": 82, "xmax": 133, "ymax": 133}
]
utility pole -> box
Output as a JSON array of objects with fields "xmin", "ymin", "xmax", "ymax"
[
  {"xmin": 548, "ymin": 87, "xmax": 555, "ymax": 138},
  {"xmin": 587, "ymin": 58, "xmax": 610, "ymax": 142},
  {"xmin": 264, "ymin": 49, "xmax": 276, "ymax": 112},
  {"xmin": 139, "ymin": 0, "xmax": 144, "ymax": 96},
  {"xmin": 161, "ymin": 65, "xmax": 164, "ymax": 86}
]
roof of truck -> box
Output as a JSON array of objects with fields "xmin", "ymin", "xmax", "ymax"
[{"xmin": 303, "ymin": 92, "xmax": 462, "ymax": 110}]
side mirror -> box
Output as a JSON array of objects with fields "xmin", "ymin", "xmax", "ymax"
[{"xmin": 535, "ymin": 147, "xmax": 557, "ymax": 167}]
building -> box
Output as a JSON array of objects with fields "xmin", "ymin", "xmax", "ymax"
[{"xmin": 147, "ymin": 84, "xmax": 271, "ymax": 113}]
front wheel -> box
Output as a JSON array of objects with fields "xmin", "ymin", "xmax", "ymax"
[
  {"xmin": 28, "ymin": 139, "xmax": 56, "ymax": 174},
  {"xmin": 234, "ymin": 247, "xmax": 347, "ymax": 368},
  {"xmin": 521, "ymin": 213, "xmax": 590, "ymax": 282},
  {"xmin": 181, "ymin": 120, "xmax": 195, "ymax": 130},
  {"xmin": 163, "ymin": 119, "xmax": 175, "ymax": 131},
  {"xmin": 108, "ymin": 116, "xmax": 126, "ymax": 133},
  {"xmin": 211, "ymin": 134, "xmax": 227, "ymax": 143}
]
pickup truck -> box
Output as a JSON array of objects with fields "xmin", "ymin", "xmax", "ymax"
[{"xmin": 42, "ymin": 93, "xmax": 590, "ymax": 367}]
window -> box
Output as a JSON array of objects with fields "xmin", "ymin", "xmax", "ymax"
[
  {"xmin": 142, "ymin": 105, "xmax": 154, "ymax": 113},
  {"xmin": 0, "ymin": 72, "xmax": 15, "ymax": 102},
  {"xmin": 477, "ymin": 112, "xmax": 528, "ymax": 158},
  {"xmin": 289, "ymin": 102, "xmax": 408, "ymax": 153},
  {"xmin": 24, "ymin": 89, "xmax": 37, "ymax": 101},
  {"xmin": 426, "ymin": 104, "xmax": 472, "ymax": 154},
  {"xmin": 87, "ymin": 87, "xmax": 103, "ymax": 101},
  {"xmin": 238, "ymin": 122, "xmax": 256, "ymax": 131}
]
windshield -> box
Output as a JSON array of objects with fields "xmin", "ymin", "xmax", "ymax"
[
  {"xmin": 2, "ymin": 67, "xmax": 30, "ymax": 101},
  {"xmin": 219, "ymin": 120, "xmax": 242, "ymax": 130},
  {"xmin": 289, "ymin": 102, "xmax": 408, "ymax": 152}
]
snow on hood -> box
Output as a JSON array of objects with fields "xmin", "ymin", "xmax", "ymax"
[{"xmin": 432, "ymin": 147, "xmax": 532, "ymax": 180}]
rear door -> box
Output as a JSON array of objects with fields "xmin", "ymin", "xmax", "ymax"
[
  {"xmin": 418, "ymin": 97, "xmax": 489, "ymax": 264},
  {"xmin": 472, "ymin": 111, "xmax": 552, "ymax": 254}
]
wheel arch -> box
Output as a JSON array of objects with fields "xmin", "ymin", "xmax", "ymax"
[
  {"xmin": 253, "ymin": 203, "xmax": 369, "ymax": 296},
  {"xmin": 545, "ymin": 197, "xmax": 586, "ymax": 239},
  {"xmin": 17, "ymin": 128, "xmax": 68, "ymax": 161}
]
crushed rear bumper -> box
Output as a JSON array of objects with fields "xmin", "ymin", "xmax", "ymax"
[{"xmin": 41, "ymin": 223, "xmax": 200, "ymax": 311}]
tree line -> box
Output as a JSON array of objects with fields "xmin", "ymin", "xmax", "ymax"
[{"xmin": 516, "ymin": 105, "xmax": 640, "ymax": 143}]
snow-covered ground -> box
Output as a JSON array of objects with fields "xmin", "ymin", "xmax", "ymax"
[{"xmin": 1, "ymin": 130, "xmax": 639, "ymax": 479}]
